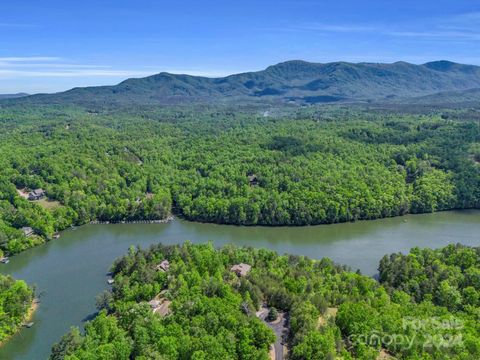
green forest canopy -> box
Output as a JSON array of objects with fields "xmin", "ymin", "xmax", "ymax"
[
  {"xmin": 0, "ymin": 104, "xmax": 478, "ymax": 255},
  {"xmin": 0, "ymin": 274, "xmax": 34, "ymax": 343}
]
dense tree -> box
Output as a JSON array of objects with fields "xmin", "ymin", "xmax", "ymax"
[
  {"xmin": 0, "ymin": 274, "xmax": 34, "ymax": 343},
  {"xmin": 50, "ymin": 243, "xmax": 480, "ymax": 359},
  {"xmin": 0, "ymin": 105, "xmax": 478, "ymax": 255},
  {"xmin": 379, "ymin": 244, "xmax": 480, "ymax": 311}
]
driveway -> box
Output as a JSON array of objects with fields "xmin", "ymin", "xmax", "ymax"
[{"xmin": 256, "ymin": 306, "xmax": 287, "ymax": 360}]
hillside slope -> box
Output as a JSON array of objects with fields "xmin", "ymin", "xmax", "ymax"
[
  {"xmin": 395, "ymin": 87, "xmax": 480, "ymax": 106},
  {"xmin": 0, "ymin": 93, "xmax": 29, "ymax": 100}
]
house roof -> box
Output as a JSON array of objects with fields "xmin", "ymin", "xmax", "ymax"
[
  {"xmin": 230, "ymin": 263, "xmax": 252, "ymax": 276},
  {"xmin": 21, "ymin": 227, "xmax": 34, "ymax": 235},
  {"xmin": 155, "ymin": 259, "xmax": 170, "ymax": 271},
  {"xmin": 148, "ymin": 297, "xmax": 171, "ymax": 316},
  {"xmin": 148, "ymin": 299, "xmax": 161, "ymax": 308}
]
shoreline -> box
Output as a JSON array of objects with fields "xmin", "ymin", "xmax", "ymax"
[
  {"xmin": 24, "ymin": 299, "xmax": 39, "ymax": 324},
  {"xmin": 0, "ymin": 299, "xmax": 38, "ymax": 348},
  {"xmin": 2, "ymin": 216, "xmax": 175, "ymax": 258},
  {"xmin": 89, "ymin": 215, "xmax": 175, "ymax": 225}
]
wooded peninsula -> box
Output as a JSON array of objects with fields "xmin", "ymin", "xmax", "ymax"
[{"xmin": 49, "ymin": 242, "xmax": 480, "ymax": 359}]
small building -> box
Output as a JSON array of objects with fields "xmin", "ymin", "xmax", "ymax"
[
  {"xmin": 28, "ymin": 189, "xmax": 45, "ymax": 201},
  {"xmin": 230, "ymin": 263, "xmax": 252, "ymax": 277},
  {"xmin": 148, "ymin": 299, "xmax": 161, "ymax": 309},
  {"xmin": 155, "ymin": 260, "xmax": 170, "ymax": 272},
  {"xmin": 107, "ymin": 278, "xmax": 115, "ymax": 285},
  {"xmin": 148, "ymin": 298, "xmax": 171, "ymax": 316},
  {"xmin": 247, "ymin": 175, "xmax": 258, "ymax": 186},
  {"xmin": 22, "ymin": 227, "xmax": 34, "ymax": 237}
]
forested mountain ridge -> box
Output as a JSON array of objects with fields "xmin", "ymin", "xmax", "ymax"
[
  {"xmin": 0, "ymin": 93, "xmax": 29, "ymax": 100},
  {"xmin": 391, "ymin": 87, "xmax": 480, "ymax": 106},
  {"xmin": 6, "ymin": 60, "xmax": 480, "ymax": 106}
]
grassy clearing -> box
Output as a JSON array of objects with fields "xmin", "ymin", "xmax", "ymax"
[{"xmin": 34, "ymin": 199, "xmax": 62, "ymax": 210}]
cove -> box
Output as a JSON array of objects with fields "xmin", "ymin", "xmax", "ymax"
[{"xmin": 0, "ymin": 210, "xmax": 479, "ymax": 359}]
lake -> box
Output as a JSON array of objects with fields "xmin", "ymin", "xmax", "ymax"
[{"xmin": 0, "ymin": 210, "xmax": 479, "ymax": 359}]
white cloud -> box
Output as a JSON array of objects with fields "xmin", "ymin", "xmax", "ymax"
[
  {"xmin": 0, "ymin": 56, "xmax": 61, "ymax": 62},
  {"xmin": 0, "ymin": 56, "xmax": 152, "ymax": 78},
  {"xmin": 1, "ymin": 63, "xmax": 111, "ymax": 69},
  {"xmin": 0, "ymin": 69, "xmax": 155, "ymax": 78},
  {"xmin": 268, "ymin": 23, "xmax": 375, "ymax": 35},
  {"xmin": 0, "ymin": 56, "xmax": 236, "ymax": 80},
  {"xmin": 387, "ymin": 30, "xmax": 480, "ymax": 41},
  {"xmin": 444, "ymin": 11, "xmax": 480, "ymax": 27},
  {"xmin": 385, "ymin": 11, "xmax": 480, "ymax": 41},
  {"xmin": 293, "ymin": 23, "xmax": 375, "ymax": 33},
  {"xmin": 276, "ymin": 11, "xmax": 480, "ymax": 42}
]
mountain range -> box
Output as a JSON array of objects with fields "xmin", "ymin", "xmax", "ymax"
[{"xmin": 4, "ymin": 60, "xmax": 480, "ymax": 106}]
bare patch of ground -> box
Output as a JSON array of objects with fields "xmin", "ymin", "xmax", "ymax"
[
  {"xmin": 268, "ymin": 346, "xmax": 275, "ymax": 360},
  {"xmin": 154, "ymin": 300, "xmax": 171, "ymax": 316},
  {"xmin": 376, "ymin": 349, "xmax": 395, "ymax": 360},
  {"xmin": 34, "ymin": 198, "xmax": 62, "ymax": 210},
  {"xmin": 16, "ymin": 188, "xmax": 29, "ymax": 199},
  {"xmin": 317, "ymin": 307, "xmax": 338, "ymax": 328}
]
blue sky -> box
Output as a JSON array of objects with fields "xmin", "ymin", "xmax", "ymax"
[{"xmin": 1, "ymin": 0, "xmax": 479, "ymax": 93}]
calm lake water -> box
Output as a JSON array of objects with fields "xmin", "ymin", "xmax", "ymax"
[{"xmin": 0, "ymin": 210, "xmax": 479, "ymax": 359}]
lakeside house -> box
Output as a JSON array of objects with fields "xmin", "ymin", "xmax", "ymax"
[
  {"xmin": 230, "ymin": 263, "xmax": 252, "ymax": 277},
  {"xmin": 22, "ymin": 227, "xmax": 34, "ymax": 237},
  {"xmin": 155, "ymin": 260, "xmax": 170, "ymax": 272},
  {"xmin": 148, "ymin": 297, "xmax": 171, "ymax": 316},
  {"xmin": 148, "ymin": 299, "xmax": 161, "ymax": 309},
  {"xmin": 28, "ymin": 188, "xmax": 45, "ymax": 201}
]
